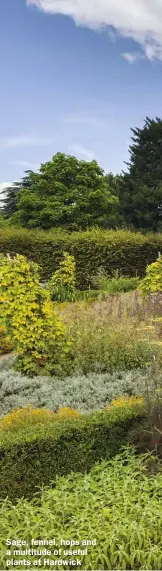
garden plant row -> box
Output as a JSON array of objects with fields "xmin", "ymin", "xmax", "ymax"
[{"xmin": 0, "ymin": 403, "xmax": 145, "ymax": 501}]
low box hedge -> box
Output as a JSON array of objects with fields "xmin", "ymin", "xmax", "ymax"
[{"xmin": 0, "ymin": 404, "xmax": 145, "ymax": 501}]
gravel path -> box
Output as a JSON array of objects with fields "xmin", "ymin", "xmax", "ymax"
[{"xmin": 0, "ymin": 352, "xmax": 14, "ymax": 361}]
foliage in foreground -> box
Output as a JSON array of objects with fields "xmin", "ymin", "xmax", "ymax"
[
  {"xmin": 0, "ymin": 448, "xmax": 162, "ymax": 570},
  {"xmin": 0, "ymin": 404, "xmax": 145, "ymax": 501},
  {"xmin": 0, "ymin": 367, "xmax": 155, "ymax": 417}
]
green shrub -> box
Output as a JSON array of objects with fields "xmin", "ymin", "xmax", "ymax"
[
  {"xmin": 49, "ymin": 251, "xmax": 76, "ymax": 301},
  {"xmin": 138, "ymin": 254, "xmax": 162, "ymax": 295},
  {"xmin": 92, "ymin": 268, "xmax": 140, "ymax": 294},
  {"xmin": 0, "ymin": 254, "xmax": 70, "ymax": 376},
  {"xmin": 106, "ymin": 276, "xmax": 140, "ymax": 294},
  {"xmin": 0, "ymin": 215, "xmax": 12, "ymax": 227},
  {"xmin": 0, "ymin": 404, "xmax": 145, "ymax": 501},
  {"xmin": 1, "ymin": 227, "xmax": 162, "ymax": 289},
  {"xmin": 54, "ymin": 289, "xmax": 108, "ymax": 303},
  {"xmin": 1, "ymin": 448, "xmax": 161, "ymax": 570},
  {"xmin": 50, "ymin": 288, "xmax": 103, "ymax": 303},
  {"xmin": 0, "ymin": 368, "xmax": 152, "ymax": 417},
  {"xmin": 69, "ymin": 289, "xmax": 102, "ymax": 301}
]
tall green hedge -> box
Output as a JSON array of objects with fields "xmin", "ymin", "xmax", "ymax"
[
  {"xmin": 0, "ymin": 405, "xmax": 145, "ymax": 501},
  {"xmin": 0, "ymin": 227, "xmax": 162, "ymax": 288}
]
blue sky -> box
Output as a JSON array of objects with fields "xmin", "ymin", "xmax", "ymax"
[{"xmin": 1, "ymin": 0, "xmax": 162, "ymax": 195}]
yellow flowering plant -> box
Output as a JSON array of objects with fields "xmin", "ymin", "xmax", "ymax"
[
  {"xmin": 109, "ymin": 396, "xmax": 144, "ymax": 407},
  {"xmin": 0, "ymin": 406, "xmax": 80, "ymax": 430}
]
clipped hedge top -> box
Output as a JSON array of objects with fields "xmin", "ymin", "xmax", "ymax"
[
  {"xmin": 1, "ymin": 227, "xmax": 162, "ymax": 245},
  {"xmin": 0, "ymin": 403, "xmax": 145, "ymax": 449}
]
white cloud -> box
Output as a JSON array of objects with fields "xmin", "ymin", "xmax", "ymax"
[
  {"xmin": 12, "ymin": 160, "xmax": 40, "ymax": 170},
  {"xmin": 121, "ymin": 52, "xmax": 144, "ymax": 64},
  {"xmin": 0, "ymin": 135, "xmax": 55, "ymax": 149},
  {"xmin": 68, "ymin": 144, "xmax": 95, "ymax": 160},
  {"xmin": 0, "ymin": 182, "xmax": 13, "ymax": 203},
  {"xmin": 26, "ymin": 0, "xmax": 162, "ymax": 61}
]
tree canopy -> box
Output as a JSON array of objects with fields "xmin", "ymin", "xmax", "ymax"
[
  {"xmin": 125, "ymin": 116, "xmax": 162, "ymax": 188},
  {"xmin": 8, "ymin": 153, "xmax": 119, "ymax": 231},
  {"xmin": 2, "ymin": 116, "xmax": 162, "ymax": 233},
  {"xmin": 119, "ymin": 116, "xmax": 162, "ymax": 231},
  {"xmin": 1, "ymin": 172, "xmax": 33, "ymax": 218}
]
